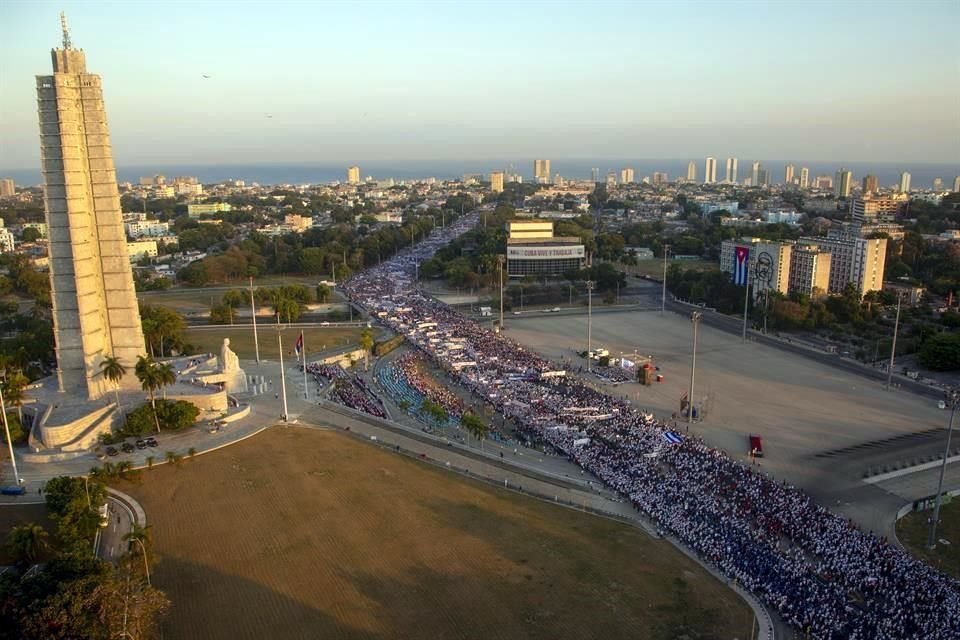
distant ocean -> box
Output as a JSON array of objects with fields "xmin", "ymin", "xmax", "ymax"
[{"xmin": 2, "ymin": 160, "xmax": 957, "ymax": 191}]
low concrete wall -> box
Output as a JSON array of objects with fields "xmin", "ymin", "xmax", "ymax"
[
  {"xmin": 221, "ymin": 404, "xmax": 251, "ymax": 423},
  {"xmin": 38, "ymin": 404, "xmax": 114, "ymax": 449}
]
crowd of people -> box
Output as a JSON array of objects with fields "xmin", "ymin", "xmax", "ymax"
[
  {"xmin": 341, "ymin": 212, "xmax": 960, "ymax": 639},
  {"xmin": 306, "ymin": 361, "xmax": 386, "ymax": 418},
  {"xmin": 396, "ymin": 353, "xmax": 465, "ymax": 418}
]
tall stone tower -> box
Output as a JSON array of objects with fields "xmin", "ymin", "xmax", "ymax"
[{"xmin": 37, "ymin": 14, "xmax": 145, "ymax": 401}]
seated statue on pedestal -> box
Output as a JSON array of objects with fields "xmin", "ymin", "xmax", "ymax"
[
  {"xmin": 219, "ymin": 338, "xmax": 240, "ymax": 373},
  {"xmin": 214, "ymin": 338, "xmax": 247, "ymax": 394}
]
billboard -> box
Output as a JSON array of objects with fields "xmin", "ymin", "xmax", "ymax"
[{"xmin": 507, "ymin": 245, "xmax": 585, "ymax": 260}]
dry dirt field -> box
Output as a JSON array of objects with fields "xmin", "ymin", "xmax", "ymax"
[{"xmin": 125, "ymin": 427, "xmax": 752, "ymax": 640}]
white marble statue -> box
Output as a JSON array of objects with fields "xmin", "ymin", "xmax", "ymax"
[{"xmin": 219, "ymin": 338, "xmax": 240, "ymax": 373}]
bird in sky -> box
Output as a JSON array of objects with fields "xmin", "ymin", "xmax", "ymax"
[
  {"xmin": 202, "ymin": 74, "xmax": 211, "ymax": 79},
  {"xmin": 265, "ymin": 114, "xmax": 273, "ymax": 118}
]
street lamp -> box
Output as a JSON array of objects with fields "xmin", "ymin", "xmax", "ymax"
[
  {"xmin": 887, "ymin": 292, "xmax": 903, "ymax": 390},
  {"xmin": 687, "ymin": 311, "xmax": 702, "ymax": 423},
  {"xmin": 586, "ymin": 280, "xmax": 595, "ymax": 373},
  {"xmin": 497, "ymin": 255, "xmax": 505, "ymax": 333},
  {"xmin": 928, "ymin": 388, "xmax": 960, "ymax": 550},
  {"xmin": 661, "ymin": 244, "xmax": 670, "ymax": 314}
]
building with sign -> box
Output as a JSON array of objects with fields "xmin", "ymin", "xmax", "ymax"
[
  {"xmin": 720, "ymin": 238, "xmax": 792, "ymax": 301},
  {"xmin": 506, "ymin": 220, "xmax": 584, "ymax": 278}
]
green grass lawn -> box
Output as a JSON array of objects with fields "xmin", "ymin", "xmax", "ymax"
[
  {"xmin": 185, "ymin": 327, "xmax": 367, "ymax": 361},
  {"xmin": 897, "ymin": 501, "xmax": 960, "ymax": 578},
  {"xmin": 627, "ymin": 258, "xmax": 719, "ymax": 279}
]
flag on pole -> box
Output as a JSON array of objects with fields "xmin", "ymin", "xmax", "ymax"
[
  {"xmin": 733, "ymin": 246, "xmax": 750, "ymax": 286},
  {"xmin": 294, "ymin": 331, "xmax": 304, "ymax": 358}
]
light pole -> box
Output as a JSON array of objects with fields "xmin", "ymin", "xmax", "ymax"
[
  {"xmin": 586, "ymin": 280, "xmax": 595, "ymax": 373},
  {"xmin": 887, "ymin": 292, "xmax": 903, "ymax": 390},
  {"xmin": 249, "ymin": 276, "xmax": 260, "ymax": 364},
  {"xmin": 276, "ymin": 314, "xmax": 289, "ymax": 422},
  {"xmin": 687, "ymin": 311, "xmax": 702, "ymax": 423},
  {"xmin": 497, "ymin": 255, "xmax": 505, "ymax": 333},
  {"xmin": 661, "ymin": 244, "xmax": 670, "ymax": 314},
  {"xmin": 0, "ymin": 374, "xmax": 22, "ymax": 488},
  {"xmin": 928, "ymin": 389, "xmax": 959, "ymax": 550},
  {"xmin": 133, "ymin": 537, "xmax": 151, "ymax": 586}
]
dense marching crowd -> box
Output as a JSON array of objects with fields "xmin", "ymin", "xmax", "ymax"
[
  {"xmin": 342, "ymin": 212, "xmax": 960, "ymax": 639},
  {"xmin": 306, "ymin": 361, "xmax": 387, "ymax": 418},
  {"xmin": 396, "ymin": 353, "xmax": 465, "ymax": 417}
]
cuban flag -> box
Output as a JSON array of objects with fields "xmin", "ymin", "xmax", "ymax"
[
  {"xmin": 662, "ymin": 431, "xmax": 684, "ymax": 445},
  {"xmin": 294, "ymin": 331, "xmax": 304, "ymax": 358},
  {"xmin": 733, "ymin": 246, "xmax": 750, "ymax": 286}
]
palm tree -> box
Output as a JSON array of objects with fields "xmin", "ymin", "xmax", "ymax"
[
  {"xmin": 1, "ymin": 371, "xmax": 28, "ymax": 425},
  {"xmin": 156, "ymin": 362, "xmax": 176, "ymax": 400},
  {"xmin": 359, "ymin": 329, "xmax": 375, "ymax": 372},
  {"xmin": 135, "ymin": 356, "xmax": 163, "ymax": 433},
  {"xmin": 6, "ymin": 522, "xmax": 49, "ymax": 564},
  {"xmin": 460, "ymin": 412, "xmax": 489, "ymax": 449},
  {"xmin": 146, "ymin": 455, "xmax": 155, "ymax": 470},
  {"xmin": 164, "ymin": 450, "xmax": 176, "ymax": 465},
  {"xmin": 100, "ymin": 355, "xmax": 127, "ymax": 416}
]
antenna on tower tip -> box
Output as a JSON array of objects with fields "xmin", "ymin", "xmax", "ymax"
[{"xmin": 60, "ymin": 11, "xmax": 72, "ymax": 49}]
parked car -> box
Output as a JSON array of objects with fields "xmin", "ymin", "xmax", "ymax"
[
  {"xmin": 121, "ymin": 442, "xmax": 134, "ymax": 454},
  {"xmin": 145, "ymin": 437, "xmax": 158, "ymax": 448},
  {"xmin": 106, "ymin": 446, "xmax": 119, "ymax": 457},
  {"xmin": 135, "ymin": 439, "xmax": 146, "ymax": 450},
  {"xmin": 1, "ymin": 485, "xmax": 26, "ymax": 496},
  {"xmin": 748, "ymin": 434, "xmax": 764, "ymax": 458}
]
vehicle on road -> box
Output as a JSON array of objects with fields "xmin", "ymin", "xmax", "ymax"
[
  {"xmin": 121, "ymin": 442, "xmax": 134, "ymax": 453},
  {"xmin": 135, "ymin": 439, "xmax": 146, "ymax": 450},
  {"xmin": 98, "ymin": 502, "xmax": 109, "ymax": 528},
  {"xmin": 145, "ymin": 437, "xmax": 158, "ymax": 448},
  {"xmin": 1, "ymin": 485, "xmax": 26, "ymax": 496},
  {"xmin": 550, "ymin": 307, "xmax": 561, "ymax": 312},
  {"xmin": 748, "ymin": 434, "xmax": 764, "ymax": 458},
  {"xmin": 106, "ymin": 446, "xmax": 119, "ymax": 456}
]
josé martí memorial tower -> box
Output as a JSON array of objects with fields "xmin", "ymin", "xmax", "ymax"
[{"xmin": 28, "ymin": 15, "xmax": 147, "ymax": 454}]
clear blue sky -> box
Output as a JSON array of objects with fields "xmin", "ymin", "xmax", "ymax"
[{"xmin": 1, "ymin": 0, "xmax": 958, "ymax": 170}]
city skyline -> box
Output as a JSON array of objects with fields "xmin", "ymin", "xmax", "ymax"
[{"xmin": 1, "ymin": 1, "xmax": 958, "ymax": 170}]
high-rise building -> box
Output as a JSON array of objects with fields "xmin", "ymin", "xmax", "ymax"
[
  {"xmin": 798, "ymin": 235, "xmax": 886, "ymax": 295},
  {"xmin": 850, "ymin": 196, "xmax": 904, "ymax": 225},
  {"xmin": 861, "ymin": 174, "xmax": 879, "ymax": 194},
  {"xmin": 815, "ymin": 175, "xmax": 833, "ymax": 190},
  {"xmin": 704, "ymin": 157, "xmax": 717, "ymax": 184},
  {"xmin": 719, "ymin": 238, "xmax": 792, "ymax": 301},
  {"xmin": 0, "ymin": 178, "xmax": 15, "ymax": 197},
  {"xmin": 784, "ymin": 164, "xmax": 795, "ymax": 186},
  {"xmin": 751, "ymin": 161, "xmax": 761, "ymax": 187},
  {"xmin": 686, "ymin": 161, "xmax": 697, "ymax": 182},
  {"xmin": 834, "ymin": 168, "xmax": 853, "ymax": 198},
  {"xmin": 788, "ymin": 246, "xmax": 832, "ymax": 298},
  {"xmin": 757, "ymin": 168, "xmax": 769, "ymax": 187},
  {"xmin": 725, "ymin": 158, "xmax": 738, "ymax": 184},
  {"xmin": 899, "ymin": 171, "xmax": 911, "ymax": 193},
  {"xmin": 0, "ymin": 220, "xmax": 14, "ymax": 253},
  {"xmin": 346, "ymin": 166, "xmax": 360, "ymax": 184},
  {"xmin": 933, "ymin": 177, "xmax": 944, "ymax": 191},
  {"xmin": 799, "ymin": 167, "xmax": 810, "ymax": 189},
  {"xmin": 652, "ymin": 171, "xmax": 668, "ymax": 186},
  {"xmin": 605, "ymin": 171, "xmax": 617, "ymax": 186},
  {"xmin": 490, "ymin": 171, "xmax": 504, "ymax": 193},
  {"xmin": 620, "ymin": 167, "xmax": 635, "ymax": 184},
  {"xmin": 591, "ymin": 167, "xmax": 600, "ymax": 183},
  {"xmin": 953, "ymin": 176, "xmax": 960, "ymax": 193},
  {"xmin": 37, "ymin": 16, "xmax": 145, "ymax": 400},
  {"xmin": 534, "ymin": 159, "xmax": 551, "ymax": 183}
]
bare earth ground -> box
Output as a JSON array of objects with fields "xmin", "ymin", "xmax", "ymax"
[
  {"xmin": 125, "ymin": 427, "xmax": 751, "ymax": 640},
  {"xmin": 897, "ymin": 502, "xmax": 960, "ymax": 578},
  {"xmin": 184, "ymin": 327, "xmax": 362, "ymax": 360}
]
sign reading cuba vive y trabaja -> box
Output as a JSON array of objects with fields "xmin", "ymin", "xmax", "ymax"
[{"xmin": 507, "ymin": 245, "xmax": 585, "ymax": 259}]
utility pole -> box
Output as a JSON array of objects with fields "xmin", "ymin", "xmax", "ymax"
[
  {"xmin": 661, "ymin": 244, "xmax": 670, "ymax": 314},
  {"xmin": 249, "ymin": 276, "xmax": 260, "ymax": 364},
  {"xmin": 301, "ymin": 331, "xmax": 309, "ymax": 400},
  {"xmin": 928, "ymin": 389, "xmax": 959, "ymax": 550},
  {"xmin": 277, "ymin": 314, "xmax": 289, "ymax": 422},
  {"xmin": 741, "ymin": 267, "xmax": 751, "ymax": 343},
  {"xmin": 688, "ymin": 311, "xmax": 702, "ymax": 422},
  {"xmin": 497, "ymin": 254, "xmax": 505, "ymax": 333},
  {"xmin": 887, "ymin": 292, "xmax": 902, "ymax": 390},
  {"xmin": 586, "ymin": 280, "xmax": 595, "ymax": 373}
]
